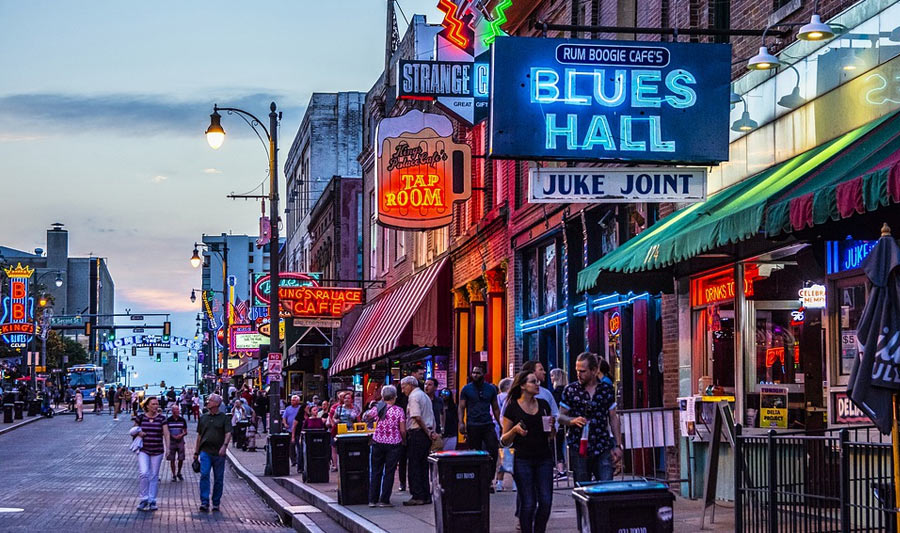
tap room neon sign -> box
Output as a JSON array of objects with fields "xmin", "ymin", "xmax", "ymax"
[
  {"xmin": 489, "ymin": 37, "xmax": 731, "ymax": 163},
  {"xmin": 1, "ymin": 263, "xmax": 35, "ymax": 348}
]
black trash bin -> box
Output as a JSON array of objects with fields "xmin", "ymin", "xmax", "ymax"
[
  {"xmin": 3, "ymin": 404, "xmax": 13, "ymax": 423},
  {"xmin": 335, "ymin": 433, "xmax": 370, "ymax": 505},
  {"xmin": 27, "ymin": 399, "xmax": 40, "ymax": 417},
  {"xmin": 13, "ymin": 401, "xmax": 24, "ymax": 420},
  {"xmin": 267, "ymin": 433, "xmax": 291, "ymax": 476},
  {"xmin": 572, "ymin": 480, "xmax": 675, "ymax": 533},
  {"xmin": 302, "ymin": 429, "xmax": 331, "ymax": 483},
  {"xmin": 429, "ymin": 450, "xmax": 492, "ymax": 533}
]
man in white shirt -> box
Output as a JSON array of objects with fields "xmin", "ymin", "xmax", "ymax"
[{"xmin": 400, "ymin": 376, "xmax": 436, "ymax": 506}]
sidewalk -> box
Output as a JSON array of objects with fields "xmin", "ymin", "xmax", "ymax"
[
  {"xmin": 226, "ymin": 441, "xmax": 735, "ymax": 533},
  {"xmin": 0, "ymin": 407, "xmax": 65, "ymax": 436}
]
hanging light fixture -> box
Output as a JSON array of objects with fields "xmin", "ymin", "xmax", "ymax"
[
  {"xmin": 190, "ymin": 247, "xmax": 202, "ymax": 268},
  {"xmin": 190, "ymin": 289, "xmax": 197, "ymax": 303},
  {"xmin": 777, "ymin": 64, "xmax": 806, "ymax": 109},
  {"xmin": 747, "ymin": 46, "xmax": 780, "ymax": 70},
  {"xmin": 797, "ymin": 14, "xmax": 834, "ymax": 41},
  {"xmin": 205, "ymin": 109, "xmax": 225, "ymax": 150},
  {"xmin": 54, "ymin": 272, "xmax": 63, "ymax": 288},
  {"xmin": 842, "ymin": 49, "xmax": 866, "ymax": 71},
  {"xmin": 731, "ymin": 98, "xmax": 758, "ymax": 132}
]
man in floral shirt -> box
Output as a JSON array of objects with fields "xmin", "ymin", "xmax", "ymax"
[{"xmin": 559, "ymin": 352, "xmax": 624, "ymax": 482}]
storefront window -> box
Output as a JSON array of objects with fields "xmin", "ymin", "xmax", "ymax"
[
  {"xmin": 525, "ymin": 252, "xmax": 539, "ymax": 320},
  {"xmin": 838, "ymin": 282, "xmax": 866, "ymax": 376},
  {"xmin": 543, "ymin": 243, "xmax": 557, "ymax": 314}
]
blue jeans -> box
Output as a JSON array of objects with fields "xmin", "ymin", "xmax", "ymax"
[
  {"xmin": 512, "ymin": 456, "xmax": 554, "ymax": 533},
  {"xmin": 568, "ymin": 444, "xmax": 614, "ymax": 483},
  {"xmin": 369, "ymin": 441, "xmax": 402, "ymax": 504},
  {"xmin": 199, "ymin": 451, "xmax": 226, "ymax": 506}
]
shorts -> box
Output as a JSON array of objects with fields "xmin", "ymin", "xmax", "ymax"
[{"xmin": 167, "ymin": 441, "xmax": 185, "ymax": 461}]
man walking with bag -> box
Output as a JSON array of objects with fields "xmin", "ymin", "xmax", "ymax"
[{"xmin": 194, "ymin": 393, "xmax": 232, "ymax": 513}]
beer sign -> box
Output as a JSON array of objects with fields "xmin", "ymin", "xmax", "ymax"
[{"xmin": 376, "ymin": 110, "xmax": 471, "ymax": 229}]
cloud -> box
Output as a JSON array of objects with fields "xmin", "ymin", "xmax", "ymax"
[
  {"xmin": 0, "ymin": 133, "xmax": 45, "ymax": 142},
  {"xmin": 122, "ymin": 288, "xmax": 197, "ymax": 312},
  {"xmin": 151, "ymin": 175, "xmax": 168, "ymax": 183},
  {"xmin": 0, "ymin": 92, "xmax": 305, "ymax": 137},
  {"xmin": 203, "ymin": 168, "xmax": 222, "ymax": 174}
]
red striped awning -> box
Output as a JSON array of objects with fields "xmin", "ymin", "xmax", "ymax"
[{"xmin": 329, "ymin": 257, "xmax": 448, "ymax": 376}]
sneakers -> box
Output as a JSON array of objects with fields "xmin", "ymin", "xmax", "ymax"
[
  {"xmin": 398, "ymin": 485, "xmax": 406, "ymax": 492},
  {"xmin": 137, "ymin": 500, "xmax": 148, "ymax": 512},
  {"xmin": 402, "ymin": 499, "xmax": 427, "ymax": 506},
  {"xmin": 495, "ymin": 480, "xmax": 504, "ymax": 492},
  {"xmin": 177, "ymin": 473, "xmax": 184, "ymax": 481},
  {"xmin": 377, "ymin": 502, "xmax": 394, "ymax": 508},
  {"xmin": 199, "ymin": 504, "xmax": 209, "ymax": 512},
  {"xmin": 368, "ymin": 502, "xmax": 377, "ymax": 508},
  {"xmin": 148, "ymin": 502, "xmax": 158, "ymax": 512},
  {"xmin": 212, "ymin": 505, "xmax": 220, "ymax": 512}
]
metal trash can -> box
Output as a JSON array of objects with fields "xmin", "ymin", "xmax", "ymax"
[
  {"xmin": 302, "ymin": 429, "xmax": 331, "ymax": 483},
  {"xmin": 572, "ymin": 480, "xmax": 675, "ymax": 533},
  {"xmin": 429, "ymin": 450, "xmax": 492, "ymax": 533},
  {"xmin": 335, "ymin": 433, "xmax": 370, "ymax": 505},
  {"xmin": 27, "ymin": 399, "xmax": 40, "ymax": 417},
  {"xmin": 3, "ymin": 404, "xmax": 13, "ymax": 423},
  {"xmin": 267, "ymin": 433, "xmax": 291, "ymax": 476},
  {"xmin": 13, "ymin": 401, "xmax": 24, "ymax": 420}
]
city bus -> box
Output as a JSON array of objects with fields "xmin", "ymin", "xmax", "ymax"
[{"xmin": 67, "ymin": 365, "xmax": 105, "ymax": 401}]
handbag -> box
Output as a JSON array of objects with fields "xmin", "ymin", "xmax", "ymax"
[
  {"xmin": 192, "ymin": 457, "xmax": 201, "ymax": 473},
  {"xmin": 430, "ymin": 434, "xmax": 444, "ymax": 452}
]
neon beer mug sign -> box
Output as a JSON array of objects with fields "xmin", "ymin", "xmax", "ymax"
[{"xmin": 489, "ymin": 38, "xmax": 731, "ymax": 163}]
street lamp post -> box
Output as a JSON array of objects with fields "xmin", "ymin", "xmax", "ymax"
[
  {"xmin": 31, "ymin": 270, "xmax": 62, "ymax": 390},
  {"xmin": 191, "ymin": 240, "xmax": 229, "ymax": 383},
  {"xmin": 206, "ymin": 103, "xmax": 282, "ymax": 435}
]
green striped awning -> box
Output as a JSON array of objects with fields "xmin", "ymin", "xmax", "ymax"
[{"xmin": 577, "ymin": 110, "xmax": 900, "ymax": 293}]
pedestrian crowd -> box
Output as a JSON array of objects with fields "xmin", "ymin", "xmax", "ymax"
[{"xmin": 110, "ymin": 350, "xmax": 623, "ymax": 529}]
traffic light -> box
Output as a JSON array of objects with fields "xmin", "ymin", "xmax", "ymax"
[
  {"xmin": 155, "ymin": 353, "xmax": 161, "ymax": 363},
  {"xmin": 173, "ymin": 353, "xmax": 178, "ymax": 362},
  {"xmin": 84, "ymin": 322, "xmax": 92, "ymax": 336},
  {"xmin": 107, "ymin": 330, "xmax": 115, "ymax": 341},
  {"xmin": 162, "ymin": 321, "xmax": 171, "ymax": 341}
]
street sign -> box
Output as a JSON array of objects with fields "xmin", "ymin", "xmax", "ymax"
[
  {"xmin": 528, "ymin": 168, "xmax": 707, "ymax": 203},
  {"xmin": 267, "ymin": 352, "xmax": 282, "ymax": 381},
  {"xmin": 293, "ymin": 318, "xmax": 341, "ymax": 329},
  {"xmin": 50, "ymin": 316, "xmax": 83, "ymax": 327},
  {"xmin": 132, "ymin": 328, "xmax": 144, "ymax": 333},
  {"xmin": 130, "ymin": 315, "xmax": 144, "ymax": 321}
]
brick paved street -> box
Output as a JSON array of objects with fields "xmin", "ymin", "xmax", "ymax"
[{"xmin": 0, "ymin": 413, "xmax": 288, "ymax": 532}]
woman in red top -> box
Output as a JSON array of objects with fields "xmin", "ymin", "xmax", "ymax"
[{"xmin": 363, "ymin": 385, "xmax": 406, "ymax": 507}]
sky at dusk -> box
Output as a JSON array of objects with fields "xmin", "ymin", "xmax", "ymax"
[{"xmin": 0, "ymin": 0, "xmax": 442, "ymax": 387}]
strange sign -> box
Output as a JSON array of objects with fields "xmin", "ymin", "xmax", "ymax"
[
  {"xmin": 230, "ymin": 324, "xmax": 268, "ymax": 352},
  {"xmin": 1, "ymin": 263, "xmax": 35, "ymax": 348},
  {"xmin": 376, "ymin": 109, "xmax": 472, "ymax": 229},
  {"xmin": 489, "ymin": 37, "xmax": 731, "ymax": 162}
]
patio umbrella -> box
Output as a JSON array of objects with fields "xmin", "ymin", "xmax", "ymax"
[{"xmin": 847, "ymin": 223, "xmax": 900, "ymax": 434}]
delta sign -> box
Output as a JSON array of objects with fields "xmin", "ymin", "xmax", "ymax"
[
  {"xmin": 489, "ymin": 37, "xmax": 731, "ymax": 163},
  {"xmin": 1, "ymin": 263, "xmax": 36, "ymax": 348}
]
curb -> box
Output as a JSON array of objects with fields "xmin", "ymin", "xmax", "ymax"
[
  {"xmin": 275, "ymin": 477, "xmax": 390, "ymax": 533},
  {"xmin": 225, "ymin": 449, "xmax": 326, "ymax": 533},
  {"xmin": 0, "ymin": 410, "xmax": 62, "ymax": 437}
]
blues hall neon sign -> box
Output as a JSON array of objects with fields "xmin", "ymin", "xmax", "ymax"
[{"xmin": 489, "ymin": 38, "xmax": 731, "ymax": 163}]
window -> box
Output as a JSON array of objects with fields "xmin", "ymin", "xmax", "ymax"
[
  {"xmin": 543, "ymin": 243, "xmax": 558, "ymax": 314},
  {"xmin": 369, "ymin": 191, "xmax": 377, "ymax": 279},
  {"xmin": 837, "ymin": 280, "xmax": 866, "ymax": 377},
  {"xmin": 248, "ymin": 256, "xmax": 254, "ymax": 264},
  {"xmin": 415, "ymin": 231, "xmax": 428, "ymax": 267},
  {"xmin": 381, "ymin": 228, "xmax": 389, "ymax": 273},
  {"xmin": 396, "ymin": 230, "xmax": 406, "ymax": 261},
  {"xmin": 248, "ymin": 242, "xmax": 253, "ymax": 253}
]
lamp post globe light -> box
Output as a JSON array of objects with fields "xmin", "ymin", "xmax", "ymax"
[{"xmin": 205, "ymin": 102, "xmax": 283, "ymax": 436}]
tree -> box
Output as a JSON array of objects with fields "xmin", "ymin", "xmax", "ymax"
[{"xmin": 45, "ymin": 331, "xmax": 89, "ymax": 368}]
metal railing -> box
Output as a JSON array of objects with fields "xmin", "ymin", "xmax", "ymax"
[
  {"xmin": 735, "ymin": 424, "xmax": 896, "ymax": 532},
  {"xmin": 616, "ymin": 406, "xmax": 690, "ymax": 491}
]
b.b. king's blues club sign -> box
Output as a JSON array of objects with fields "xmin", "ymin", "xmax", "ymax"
[{"xmin": 489, "ymin": 37, "xmax": 731, "ymax": 163}]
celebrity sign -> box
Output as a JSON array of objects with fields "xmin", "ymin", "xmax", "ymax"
[
  {"xmin": 1, "ymin": 263, "xmax": 35, "ymax": 348},
  {"xmin": 489, "ymin": 37, "xmax": 731, "ymax": 162},
  {"xmin": 529, "ymin": 168, "xmax": 706, "ymax": 203},
  {"xmin": 376, "ymin": 109, "xmax": 472, "ymax": 229}
]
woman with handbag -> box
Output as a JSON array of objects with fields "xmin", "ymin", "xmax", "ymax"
[
  {"xmin": 327, "ymin": 392, "xmax": 359, "ymax": 471},
  {"xmin": 362, "ymin": 385, "xmax": 406, "ymax": 507}
]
